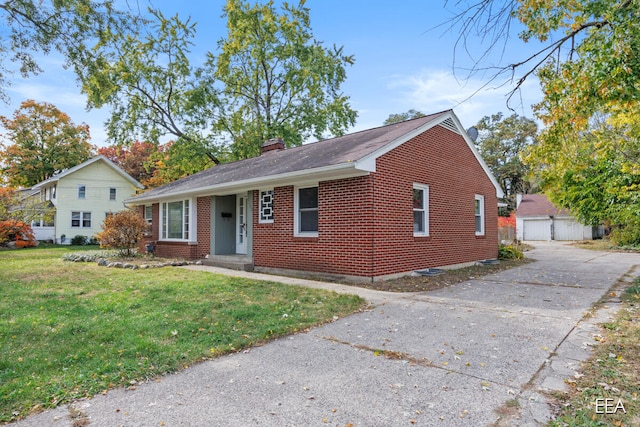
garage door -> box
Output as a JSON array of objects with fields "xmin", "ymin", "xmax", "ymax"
[
  {"xmin": 523, "ymin": 219, "xmax": 552, "ymax": 240},
  {"xmin": 555, "ymin": 218, "xmax": 590, "ymax": 240}
]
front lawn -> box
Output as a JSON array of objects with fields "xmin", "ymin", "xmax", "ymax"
[{"xmin": 0, "ymin": 246, "xmax": 366, "ymax": 423}]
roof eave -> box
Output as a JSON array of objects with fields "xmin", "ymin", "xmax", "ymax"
[{"xmin": 125, "ymin": 162, "xmax": 369, "ymax": 205}]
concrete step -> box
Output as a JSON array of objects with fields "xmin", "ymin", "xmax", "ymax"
[{"xmin": 200, "ymin": 256, "xmax": 254, "ymax": 272}]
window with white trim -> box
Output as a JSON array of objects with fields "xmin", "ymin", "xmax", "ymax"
[
  {"xmin": 71, "ymin": 211, "xmax": 91, "ymax": 228},
  {"xmin": 259, "ymin": 190, "xmax": 274, "ymax": 223},
  {"xmin": 294, "ymin": 186, "xmax": 318, "ymax": 236},
  {"xmin": 144, "ymin": 205, "xmax": 153, "ymax": 224},
  {"xmin": 475, "ymin": 195, "xmax": 485, "ymax": 236},
  {"xmin": 78, "ymin": 185, "xmax": 86, "ymax": 199},
  {"xmin": 413, "ymin": 184, "xmax": 429, "ymax": 236},
  {"xmin": 161, "ymin": 199, "xmax": 190, "ymax": 240},
  {"xmin": 109, "ymin": 187, "xmax": 117, "ymax": 200}
]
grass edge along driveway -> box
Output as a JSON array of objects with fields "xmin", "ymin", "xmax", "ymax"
[{"xmin": 0, "ymin": 247, "xmax": 367, "ymax": 423}]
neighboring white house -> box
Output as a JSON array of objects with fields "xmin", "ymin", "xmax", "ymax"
[
  {"xmin": 515, "ymin": 194, "xmax": 597, "ymax": 241},
  {"xmin": 28, "ymin": 156, "xmax": 144, "ymax": 244}
]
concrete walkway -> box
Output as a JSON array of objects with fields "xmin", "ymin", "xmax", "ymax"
[{"xmin": 12, "ymin": 242, "xmax": 640, "ymax": 426}]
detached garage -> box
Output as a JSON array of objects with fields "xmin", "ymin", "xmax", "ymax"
[{"xmin": 516, "ymin": 194, "xmax": 597, "ymax": 241}]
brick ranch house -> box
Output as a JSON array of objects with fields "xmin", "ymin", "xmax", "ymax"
[{"xmin": 125, "ymin": 110, "xmax": 504, "ymax": 282}]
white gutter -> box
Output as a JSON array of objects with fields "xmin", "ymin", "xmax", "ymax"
[{"xmin": 125, "ymin": 161, "xmax": 370, "ymax": 205}]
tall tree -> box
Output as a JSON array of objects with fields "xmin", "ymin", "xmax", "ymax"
[
  {"xmin": 0, "ymin": 0, "xmax": 140, "ymax": 103},
  {"xmin": 84, "ymin": 9, "xmax": 222, "ymax": 171},
  {"xmin": 448, "ymin": 0, "xmax": 640, "ymax": 240},
  {"xmin": 474, "ymin": 112, "xmax": 538, "ymax": 210},
  {"xmin": 0, "ymin": 100, "xmax": 94, "ymax": 187},
  {"xmin": 210, "ymin": 0, "xmax": 357, "ymax": 159},
  {"xmin": 98, "ymin": 141, "xmax": 159, "ymax": 185},
  {"xmin": 383, "ymin": 110, "xmax": 425, "ymax": 125}
]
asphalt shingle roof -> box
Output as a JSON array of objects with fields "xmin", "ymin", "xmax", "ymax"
[
  {"xmin": 516, "ymin": 194, "xmax": 571, "ymax": 217},
  {"xmin": 127, "ymin": 111, "xmax": 449, "ymax": 202}
]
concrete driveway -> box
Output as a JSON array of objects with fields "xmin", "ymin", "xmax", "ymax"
[{"xmin": 13, "ymin": 242, "xmax": 640, "ymax": 426}]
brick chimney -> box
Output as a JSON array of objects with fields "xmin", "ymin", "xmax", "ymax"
[{"xmin": 261, "ymin": 137, "xmax": 285, "ymax": 154}]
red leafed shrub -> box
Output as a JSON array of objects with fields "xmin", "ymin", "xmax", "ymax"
[
  {"xmin": 498, "ymin": 212, "xmax": 516, "ymax": 228},
  {"xmin": 96, "ymin": 210, "xmax": 148, "ymax": 257},
  {"xmin": 0, "ymin": 220, "xmax": 37, "ymax": 247}
]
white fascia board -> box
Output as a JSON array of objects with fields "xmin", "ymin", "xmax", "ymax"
[
  {"xmin": 447, "ymin": 113, "xmax": 504, "ymax": 199},
  {"xmin": 125, "ymin": 162, "xmax": 369, "ymax": 205},
  {"xmin": 355, "ymin": 110, "xmax": 505, "ymax": 199}
]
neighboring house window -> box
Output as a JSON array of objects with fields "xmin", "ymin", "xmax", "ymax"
[
  {"xmin": 71, "ymin": 211, "xmax": 92, "ymax": 228},
  {"xmin": 294, "ymin": 186, "xmax": 318, "ymax": 236},
  {"xmin": 144, "ymin": 205, "xmax": 153, "ymax": 235},
  {"xmin": 161, "ymin": 200, "xmax": 190, "ymax": 240},
  {"xmin": 259, "ymin": 190, "xmax": 274, "ymax": 223},
  {"xmin": 475, "ymin": 195, "xmax": 485, "ymax": 236},
  {"xmin": 109, "ymin": 188, "xmax": 117, "ymax": 200},
  {"xmin": 144, "ymin": 205, "xmax": 153, "ymax": 224},
  {"xmin": 78, "ymin": 185, "xmax": 86, "ymax": 199},
  {"xmin": 413, "ymin": 184, "xmax": 429, "ymax": 236},
  {"xmin": 52, "ymin": 185, "xmax": 56, "ymax": 199}
]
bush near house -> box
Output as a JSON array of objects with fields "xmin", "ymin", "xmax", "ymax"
[
  {"xmin": 0, "ymin": 220, "xmax": 36, "ymax": 248},
  {"xmin": 95, "ymin": 210, "xmax": 148, "ymax": 257}
]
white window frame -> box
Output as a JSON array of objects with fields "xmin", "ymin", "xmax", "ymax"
[
  {"xmin": 78, "ymin": 185, "xmax": 86, "ymax": 199},
  {"xmin": 259, "ymin": 189, "xmax": 274, "ymax": 224},
  {"xmin": 294, "ymin": 186, "xmax": 318, "ymax": 237},
  {"xmin": 159, "ymin": 198, "xmax": 195, "ymax": 242},
  {"xmin": 413, "ymin": 183, "xmax": 429, "ymax": 237},
  {"xmin": 475, "ymin": 194, "xmax": 485, "ymax": 236},
  {"xmin": 144, "ymin": 205, "xmax": 153, "ymax": 224},
  {"xmin": 71, "ymin": 211, "xmax": 92, "ymax": 228},
  {"xmin": 109, "ymin": 187, "xmax": 117, "ymax": 201}
]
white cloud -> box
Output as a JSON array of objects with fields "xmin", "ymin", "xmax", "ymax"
[{"xmin": 387, "ymin": 68, "xmax": 541, "ymax": 127}]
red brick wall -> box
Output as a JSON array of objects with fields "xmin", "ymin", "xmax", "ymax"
[
  {"xmin": 253, "ymin": 177, "xmax": 375, "ymax": 276},
  {"xmin": 371, "ymin": 125, "xmax": 498, "ymax": 276},
  {"xmin": 253, "ymin": 124, "xmax": 498, "ymax": 278}
]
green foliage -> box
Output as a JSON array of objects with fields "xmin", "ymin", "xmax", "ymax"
[
  {"xmin": 83, "ymin": 9, "xmax": 221, "ymax": 170},
  {"xmin": 448, "ymin": 1, "xmax": 640, "ymax": 237},
  {"xmin": 209, "ymin": 0, "xmax": 358, "ymax": 159},
  {"xmin": 95, "ymin": 210, "xmax": 148, "ymax": 257},
  {"xmin": 474, "ymin": 113, "xmax": 538, "ymax": 210},
  {"xmin": 383, "ymin": 109, "xmax": 425, "ymax": 125},
  {"xmin": 0, "ymin": 246, "xmax": 365, "ymax": 422},
  {"xmin": 498, "ymin": 244, "xmax": 524, "ymax": 260},
  {"xmin": 70, "ymin": 235, "xmax": 89, "ymax": 246},
  {"xmin": 609, "ymin": 221, "xmax": 640, "ymax": 248},
  {"xmin": 0, "ymin": 100, "xmax": 95, "ymax": 187},
  {"xmin": 0, "ymin": 0, "xmax": 138, "ymax": 104}
]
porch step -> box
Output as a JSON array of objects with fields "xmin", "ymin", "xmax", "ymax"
[{"xmin": 200, "ymin": 255, "xmax": 254, "ymax": 272}]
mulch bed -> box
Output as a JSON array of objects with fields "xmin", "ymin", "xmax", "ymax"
[{"xmin": 354, "ymin": 259, "xmax": 532, "ymax": 293}]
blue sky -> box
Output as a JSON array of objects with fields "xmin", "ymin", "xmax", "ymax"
[{"xmin": 1, "ymin": 1, "xmax": 544, "ymax": 147}]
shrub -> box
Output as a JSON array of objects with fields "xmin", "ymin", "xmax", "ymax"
[
  {"xmin": 95, "ymin": 210, "xmax": 148, "ymax": 257},
  {"xmin": 71, "ymin": 235, "xmax": 88, "ymax": 246},
  {"xmin": 498, "ymin": 244, "xmax": 524, "ymax": 260},
  {"xmin": 0, "ymin": 220, "xmax": 36, "ymax": 248},
  {"xmin": 609, "ymin": 222, "xmax": 640, "ymax": 248}
]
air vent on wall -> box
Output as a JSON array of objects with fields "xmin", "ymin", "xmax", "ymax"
[{"xmin": 438, "ymin": 117, "xmax": 460, "ymax": 134}]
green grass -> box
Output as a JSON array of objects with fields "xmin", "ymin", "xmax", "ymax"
[
  {"xmin": 548, "ymin": 277, "xmax": 640, "ymax": 427},
  {"xmin": 0, "ymin": 246, "xmax": 366, "ymax": 422}
]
